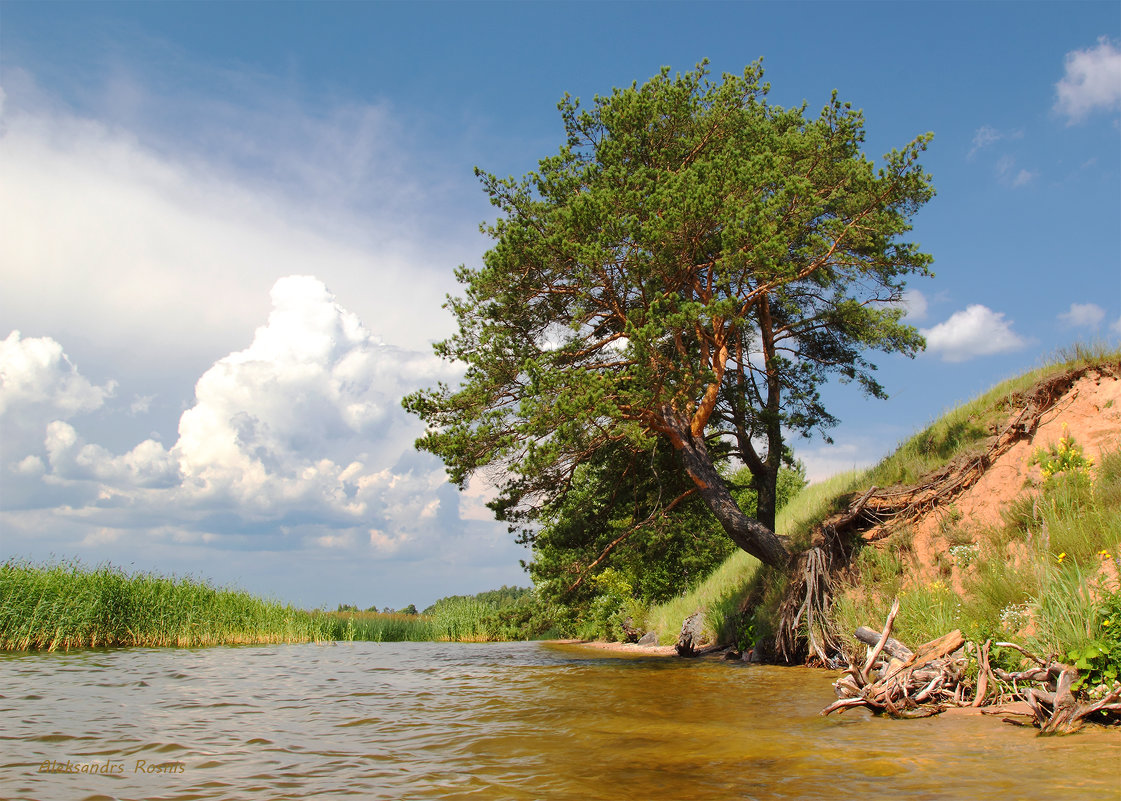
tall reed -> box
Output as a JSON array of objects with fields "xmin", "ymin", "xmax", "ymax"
[{"xmin": 0, "ymin": 559, "xmax": 330, "ymax": 650}]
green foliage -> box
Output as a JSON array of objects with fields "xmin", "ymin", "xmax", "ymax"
[
  {"xmin": 961, "ymin": 556, "xmax": 1034, "ymax": 639},
  {"xmin": 645, "ymin": 471, "xmax": 851, "ymax": 643},
  {"xmin": 1067, "ymin": 591, "xmax": 1121, "ymax": 691},
  {"xmin": 577, "ymin": 568, "xmax": 647, "ymax": 642},
  {"xmin": 836, "ymin": 438, "xmax": 1121, "ymax": 682},
  {"xmin": 524, "ymin": 441, "xmax": 737, "ymax": 611},
  {"xmin": 416, "ymin": 585, "xmax": 555, "ymax": 641},
  {"xmin": 405, "ymin": 60, "xmax": 934, "ymax": 572},
  {"xmin": 529, "ymin": 454, "xmax": 807, "ymax": 639}
]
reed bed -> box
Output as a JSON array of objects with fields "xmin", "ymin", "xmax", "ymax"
[
  {"xmin": 1, "ymin": 559, "xmax": 524, "ymax": 651},
  {"xmin": 0, "ymin": 559, "xmax": 331, "ymax": 650}
]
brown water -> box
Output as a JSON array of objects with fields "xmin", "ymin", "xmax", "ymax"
[{"xmin": 1, "ymin": 641, "xmax": 1118, "ymax": 800}]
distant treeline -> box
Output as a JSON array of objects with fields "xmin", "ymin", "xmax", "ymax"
[{"xmin": 327, "ymin": 585, "xmax": 550, "ymax": 643}]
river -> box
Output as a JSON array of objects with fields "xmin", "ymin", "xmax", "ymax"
[{"xmin": 1, "ymin": 641, "xmax": 1118, "ymax": 800}]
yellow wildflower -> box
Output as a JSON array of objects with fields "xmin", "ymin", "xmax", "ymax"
[{"xmin": 1056, "ymin": 552, "xmax": 1066, "ymax": 564}]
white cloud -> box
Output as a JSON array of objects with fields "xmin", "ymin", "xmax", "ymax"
[
  {"xmin": 995, "ymin": 155, "xmax": 1036, "ymax": 188},
  {"xmin": 969, "ymin": 125, "xmax": 1002, "ymax": 156},
  {"xmin": 1055, "ymin": 37, "xmax": 1121, "ymax": 123},
  {"xmin": 170, "ymin": 274, "xmax": 450, "ymax": 515},
  {"xmin": 1112, "ymin": 315, "xmax": 1121, "ymax": 335},
  {"xmin": 1058, "ymin": 302, "xmax": 1107, "ymax": 329},
  {"xmin": 0, "ymin": 61, "xmax": 531, "ymax": 605},
  {"xmin": 43, "ymin": 421, "xmax": 180, "ymax": 488},
  {"xmin": 900, "ymin": 289, "xmax": 929, "ymax": 322},
  {"xmin": 128, "ymin": 394, "xmax": 155, "ymax": 415},
  {"xmin": 799, "ymin": 441, "xmax": 876, "ymax": 485},
  {"xmin": 0, "ymin": 67, "xmax": 481, "ymax": 388},
  {"xmin": 921, "ymin": 305, "xmax": 1028, "ymax": 362},
  {"xmin": 0, "ymin": 331, "xmax": 115, "ymax": 417},
  {"xmin": 1, "ymin": 331, "xmax": 119, "ymax": 478},
  {"xmin": 967, "ymin": 125, "xmax": 1024, "ymax": 158}
]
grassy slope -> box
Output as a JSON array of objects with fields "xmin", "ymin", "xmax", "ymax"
[{"xmin": 645, "ymin": 346, "xmax": 1121, "ymax": 653}]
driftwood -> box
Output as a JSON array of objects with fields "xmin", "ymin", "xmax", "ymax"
[
  {"xmin": 823, "ymin": 600, "xmax": 967, "ymax": 718},
  {"xmin": 822, "ymin": 601, "xmax": 1121, "ymax": 734},
  {"xmin": 676, "ymin": 611, "xmax": 725, "ymax": 657}
]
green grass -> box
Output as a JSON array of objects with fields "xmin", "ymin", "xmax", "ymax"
[
  {"xmin": 0, "ymin": 559, "xmax": 331, "ymax": 650},
  {"xmin": 831, "ymin": 446, "xmax": 1121, "ymax": 663},
  {"xmin": 859, "ymin": 343, "xmax": 1119, "ymax": 491},
  {"xmin": 321, "ymin": 610, "xmax": 436, "ymax": 642}
]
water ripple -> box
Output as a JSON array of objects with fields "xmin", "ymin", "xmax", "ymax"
[{"xmin": 1, "ymin": 642, "xmax": 1118, "ymax": 800}]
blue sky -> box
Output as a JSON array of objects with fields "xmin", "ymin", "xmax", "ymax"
[{"xmin": 1, "ymin": 1, "xmax": 1119, "ymax": 609}]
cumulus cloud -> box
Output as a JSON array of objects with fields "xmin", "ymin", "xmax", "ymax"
[
  {"xmin": 1, "ymin": 331, "xmax": 118, "ymax": 477},
  {"xmin": 1055, "ymin": 37, "xmax": 1121, "ymax": 123},
  {"xmin": 171, "ymin": 274, "xmax": 451, "ymax": 517},
  {"xmin": 1058, "ymin": 302, "xmax": 1107, "ymax": 329},
  {"xmin": 0, "ymin": 60, "xmax": 527, "ymax": 605},
  {"xmin": 921, "ymin": 305, "xmax": 1028, "ymax": 362},
  {"xmin": 5, "ymin": 276, "xmax": 475, "ymax": 560},
  {"xmin": 44, "ymin": 420, "xmax": 180, "ymax": 488},
  {"xmin": 0, "ymin": 331, "xmax": 115, "ymax": 417}
]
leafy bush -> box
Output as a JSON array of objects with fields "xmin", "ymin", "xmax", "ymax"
[{"xmin": 1032, "ymin": 425, "xmax": 1094, "ymax": 485}]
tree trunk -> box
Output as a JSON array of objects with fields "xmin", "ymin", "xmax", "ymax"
[
  {"xmin": 753, "ymin": 466, "xmax": 778, "ymax": 533},
  {"xmin": 664, "ymin": 409, "xmax": 792, "ymax": 569}
]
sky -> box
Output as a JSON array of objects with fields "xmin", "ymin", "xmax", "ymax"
[{"xmin": 1, "ymin": 1, "xmax": 1119, "ymax": 610}]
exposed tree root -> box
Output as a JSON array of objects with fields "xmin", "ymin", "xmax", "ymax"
[{"xmin": 858, "ymin": 364, "xmax": 1117, "ymax": 539}]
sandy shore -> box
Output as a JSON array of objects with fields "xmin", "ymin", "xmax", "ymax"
[{"xmin": 547, "ymin": 639, "xmax": 679, "ymax": 657}]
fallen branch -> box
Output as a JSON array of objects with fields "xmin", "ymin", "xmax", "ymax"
[{"xmin": 861, "ymin": 598, "xmax": 900, "ymax": 684}]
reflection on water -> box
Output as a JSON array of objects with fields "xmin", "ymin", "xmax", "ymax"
[{"xmin": 1, "ymin": 641, "xmax": 1118, "ymax": 800}]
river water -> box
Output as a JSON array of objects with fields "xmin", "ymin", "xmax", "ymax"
[{"xmin": 1, "ymin": 641, "xmax": 1118, "ymax": 800}]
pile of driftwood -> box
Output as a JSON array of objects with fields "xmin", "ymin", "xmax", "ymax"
[{"xmin": 822, "ymin": 599, "xmax": 1121, "ymax": 734}]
